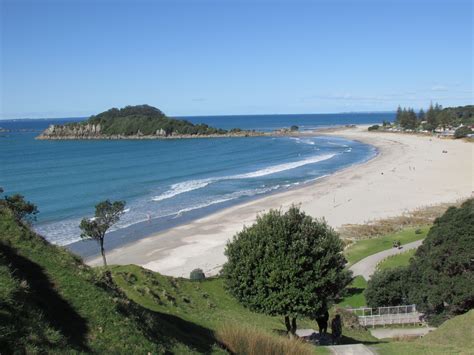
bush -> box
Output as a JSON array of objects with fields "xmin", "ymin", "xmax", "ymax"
[
  {"xmin": 365, "ymin": 267, "xmax": 411, "ymax": 308},
  {"xmin": 189, "ymin": 268, "xmax": 206, "ymax": 280},
  {"xmin": 454, "ymin": 126, "xmax": 472, "ymax": 138},
  {"xmin": 216, "ymin": 324, "xmax": 313, "ymax": 355},
  {"xmin": 290, "ymin": 125, "xmax": 299, "ymax": 131},
  {"xmin": 368, "ymin": 125, "xmax": 380, "ymax": 131}
]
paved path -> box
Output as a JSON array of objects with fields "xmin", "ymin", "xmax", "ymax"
[
  {"xmin": 349, "ymin": 240, "xmax": 423, "ymax": 280},
  {"xmin": 328, "ymin": 344, "xmax": 375, "ymax": 355},
  {"xmin": 370, "ymin": 327, "xmax": 436, "ymax": 339}
]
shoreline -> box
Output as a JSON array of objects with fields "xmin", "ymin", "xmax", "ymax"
[{"xmin": 86, "ymin": 126, "xmax": 473, "ymax": 277}]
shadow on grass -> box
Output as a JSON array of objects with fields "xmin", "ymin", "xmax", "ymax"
[
  {"xmin": 115, "ymin": 299, "xmax": 219, "ymax": 353},
  {"xmin": 0, "ymin": 243, "xmax": 90, "ymax": 352}
]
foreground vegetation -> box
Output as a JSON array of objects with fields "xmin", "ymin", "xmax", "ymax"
[
  {"xmin": 366, "ymin": 199, "xmax": 474, "ymax": 325},
  {"xmin": 1, "ymin": 191, "xmax": 472, "ymax": 353},
  {"xmin": 0, "ymin": 206, "xmax": 220, "ymax": 353}
]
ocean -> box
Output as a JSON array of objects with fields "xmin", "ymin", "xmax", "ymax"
[{"xmin": 0, "ymin": 112, "xmax": 392, "ymax": 257}]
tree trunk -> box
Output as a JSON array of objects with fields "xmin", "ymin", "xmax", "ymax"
[
  {"xmin": 100, "ymin": 238, "xmax": 107, "ymax": 267},
  {"xmin": 291, "ymin": 317, "xmax": 297, "ymax": 335},
  {"xmin": 285, "ymin": 316, "xmax": 298, "ymax": 339}
]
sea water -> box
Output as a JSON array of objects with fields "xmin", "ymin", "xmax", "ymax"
[{"xmin": 0, "ymin": 112, "xmax": 391, "ymax": 255}]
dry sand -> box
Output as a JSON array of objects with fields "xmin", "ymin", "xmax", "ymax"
[{"xmin": 86, "ymin": 126, "xmax": 473, "ymax": 277}]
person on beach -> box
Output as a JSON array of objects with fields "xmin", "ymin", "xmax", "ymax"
[{"xmin": 331, "ymin": 314, "xmax": 342, "ymax": 344}]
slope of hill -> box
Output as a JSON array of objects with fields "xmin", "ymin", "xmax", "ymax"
[
  {"xmin": 0, "ymin": 207, "xmax": 222, "ymax": 354},
  {"xmin": 374, "ymin": 310, "xmax": 474, "ymax": 354}
]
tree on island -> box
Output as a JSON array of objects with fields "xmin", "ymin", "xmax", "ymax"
[
  {"xmin": 79, "ymin": 200, "xmax": 126, "ymax": 266},
  {"xmin": 222, "ymin": 206, "xmax": 351, "ymax": 338}
]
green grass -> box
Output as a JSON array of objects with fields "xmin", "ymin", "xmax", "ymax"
[
  {"xmin": 377, "ymin": 249, "xmax": 416, "ymax": 271},
  {"xmin": 336, "ymin": 276, "xmax": 367, "ymax": 308},
  {"xmin": 112, "ymin": 265, "xmax": 334, "ymax": 354},
  {"xmin": 374, "ymin": 310, "xmax": 474, "ymax": 355},
  {"xmin": 0, "ymin": 207, "xmax": 220, "ymax": 354},
  {"xmin": 345, "ymin": 226, "xmax": 429, "ymax": 266}
]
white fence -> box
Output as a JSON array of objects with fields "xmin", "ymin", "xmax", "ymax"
[{"xmin": 347, "ymin": 305, "xmax": 423, "ymax": 327}]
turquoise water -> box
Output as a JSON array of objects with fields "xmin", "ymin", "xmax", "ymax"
[{"xmin": 0, "ymin": 113, "xmax": 390, "ymax": 251}]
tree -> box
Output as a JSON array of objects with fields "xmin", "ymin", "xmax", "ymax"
[
  {"xmin": 437, "ymin": 110, "xmax": 456, "ymax": 130},
  {"xmin": 417, "ymin": 109, "xmax": 425, "ymax": 122},
  {"xmin": 79, "ymin": 200, "xmax": 125, "ymax": 266},
  {"xmin": 395, "ymin": 106, "xmax": 403, "ymax": 125},
  {"xmin": 365, "ymin": 267, "xmax": 411, "ymax": 307},
  {"xmin": 222, "ymin": 206, "xmax": 351, "ymax": 338},
  {"xmin": 1, "ymin": 193, "xmax": 39, "ymax": 223},
  {"xmin": 426, "ymin": 103, "xmax": 439, "ymax": 130},
  {"xmin": 365, "ymin": 199, "xmax": 474, "ymax": 325},
  {"xmin": 407, "ymin": 199, "xmax": 474, "ymax": 325},
  {"xmin": 454, "ymin": 126, "xmax": 472, "ymax": 138}
]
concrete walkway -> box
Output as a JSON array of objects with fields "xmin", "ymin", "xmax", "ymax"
[
  {"xmin": 370, "ymin": 327, "xmax": 436, "ymax": 339},
  {"xmin": 349, "ymin": 240, "xmax": 423, "ymax": 280},
  {"xmin": 328, "ymin": 344, "xmax": 375, "ymax": 355}
]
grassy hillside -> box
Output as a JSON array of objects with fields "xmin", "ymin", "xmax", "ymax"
[
  {"xmin": 375, "ymin": 310, "xmax": 474, "ymax": 354},
  {"xmin": 0, "ymin": 207, "xmax": 221, "ymax": 354}
]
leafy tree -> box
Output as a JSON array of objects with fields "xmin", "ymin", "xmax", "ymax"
[
  {"xmin": 454, "ymin": 126, "xmax": 472, "ymax": 138},
  {"xmin": 365, "ymin": 267, "xmax": 411, "ymax": 307},
  {"xmin": 407, "ymin": 199, "xmax": 474, "ymax": 325},
  {"xmin": 79, "ymin": 200, "xmax": 125, "ymax": 266},
  {"xmin": 365, "ymin": 199, "xmax": 474, "ymax": 325},
  {"xmin": 222, "ymin": 206, "xmax": 351, "ymax": 337},
  {"xmin": 0, "ymin": 193, "xmax": 39, "ymax": 223}
]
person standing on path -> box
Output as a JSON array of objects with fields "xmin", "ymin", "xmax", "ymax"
[{"xmin": 331, "ymin": 314, "xmax": 342, "ymax": 344}]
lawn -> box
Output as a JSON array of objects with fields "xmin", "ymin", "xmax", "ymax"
[
  {"xmin": 373, "ymin": 310, "xmax": 474, "ymax": 355},
  {"xmin": 336, "ymin": 276, "xmax": 367, "ymax": 308},
  {"xmin": 377, "ymin": 249, "xmax": 416, "ymax": 271},
  {"xmin": 344, "ymin": 226, "xmax": 429, "ymax": 266}
]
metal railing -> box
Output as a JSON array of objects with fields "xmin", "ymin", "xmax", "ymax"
[{"xmin": 346, "ymin": 305, "xmax": 422, "ymax": 327}]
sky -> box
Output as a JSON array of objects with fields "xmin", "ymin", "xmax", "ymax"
[{"xmin": 1, "ymin": 0, "xmax": 472, "ymax": 119}]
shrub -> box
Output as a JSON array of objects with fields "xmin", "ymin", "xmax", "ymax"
[
  {"xmin": 216, "ymin": 324, "xmax": 313, "ymax": 355},
  {"xmin": 365, "ymin": 267, "xmax": 411, "ymax": 308},
  {"xmin": 189, "ymin": 268, "xmax": 206, "ymax": 280},
  {"xmin": 290, "ymin": 125, "xmax": 299, "ymax": 131},
  {"xmin": 368, "ymin": 125, "xmax": 380, "ymax": 131},
  {"xmin": 454, "ymin": 126, "xmax": 472, "ymax": 138}
]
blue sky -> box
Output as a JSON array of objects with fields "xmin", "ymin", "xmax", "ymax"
[{"xmin": 1, "ymin": 0, "xmax": 472, "ymax": 119}]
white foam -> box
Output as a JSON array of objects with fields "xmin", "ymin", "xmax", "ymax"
[
  {"xmin": 152, "ymin": 153, "xmax": 337, "ymax": 202},
  {"xmin": 152, "ymin": 179, "xmax": 212, "ymax": 201},
  {"xmin": 234, "ymin": 153, "xmax": 336, "ymax": 178}
]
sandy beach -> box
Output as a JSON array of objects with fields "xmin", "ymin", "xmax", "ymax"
[{"xmin": 87, "ymin": 126, "xmax": 473, "ymax": 277}]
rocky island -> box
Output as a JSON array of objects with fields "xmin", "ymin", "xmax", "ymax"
[{"xmin": 36, "ymin": 105, "xmax": 264, "ymax": 140}]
